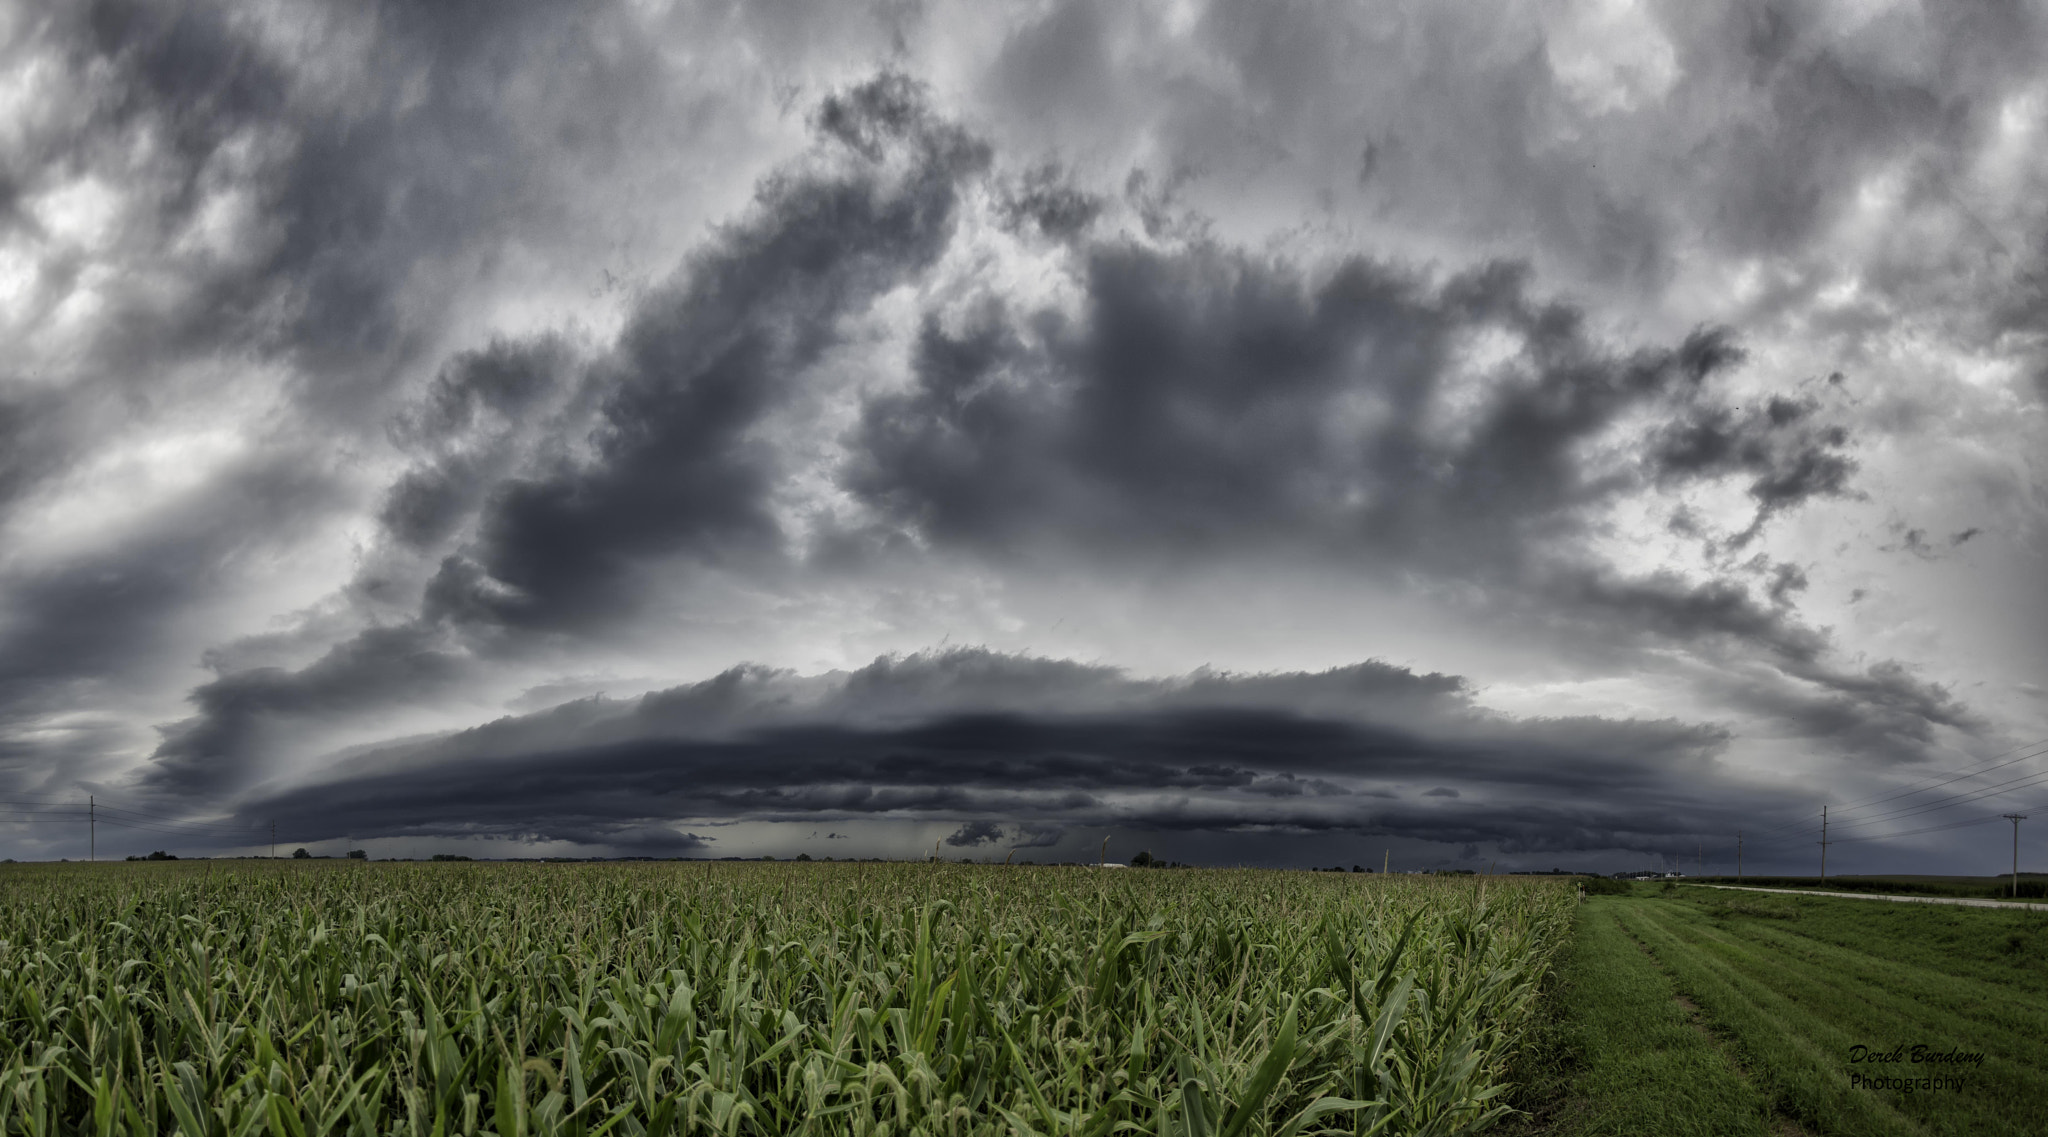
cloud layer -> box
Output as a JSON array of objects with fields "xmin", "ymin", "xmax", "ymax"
[
  {"xmin": 232, "ymin": 648, "xmax": 1756, "ymax": 863},
  {"xmin": 4, "ymin": 1, "xmax": 2044, "ymax": 869}
]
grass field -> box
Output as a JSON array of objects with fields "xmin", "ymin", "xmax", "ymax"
[
  {"xmin": 1534, "ymin": 884, "xmax": 2048, "ymax": 1136},
  {"xmin": 0, "ymin": 861, "xmax": 1574, "ymax": 1136},
  {"xmin": 1691, "ymin": 875, "xmax": 2048, "ymax": 902}
]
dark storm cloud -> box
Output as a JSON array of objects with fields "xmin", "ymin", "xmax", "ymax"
[
  {"xmin": 134, "ymin": 72, "xmax": 992, "ymax": 792},
  {"xmin": 1648, "ymin": 394, "xmax": 1859, "ymax": 545},
  {"xmin": 419, "ymin": 72, "xmax": 989, "ymax": 632},
  {"xmin": 229, "ymin": 649, "xmax": 1758, "ymax": 859},
  {"xmin": 1557, "ymin": 571, "xmax": 1828, "ymax": 664},
  {"xmin": 838, "ymin": 235, "xmax": 1948, "ymax": 757},
  {"xmin": 11, "ymin": 0, "xmax": 2028, "ymax": 855},
  {"xmin": 1759, "ymin": 560, "xmax": 1808, "ymax": 608},
  {"xmin": 145, "ymin": 624, "xmax": 467, "ymax": 796},
  {"xmin": 943, "ymin": 820, "xmax": 1004, "ymax": 848},
  {"xmin": 134, "ymin": 50, "xmax": 1957, "ymax": 798},
  {"xmin": 1551, "ymin": 564, "xmax": 1977, "ymax": 763},
  {"xmin": 7, "ymin": 0, "xmax": 645, "ymax": 437},
  {"xmin": 1009, "ymin": 823, "xmax": 1065, "ymax": 848},
  {"xmin": 379, "ymin": 335, "xmax": 580, "ymax": 550},
  {"xmin": 2, "ymin": 0, "xmax": 785, "ymax": 793},
  {"xmin": 994, "ymin": 163, "xmax": 1105, "ymax": 242},
  {"xmin": 845, "ymin": 255, "xmax": 1753, "ymax": 564}
]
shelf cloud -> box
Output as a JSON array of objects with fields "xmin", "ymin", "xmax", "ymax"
[{"xmin": 229, "ymin": 648, "xmax": 1756, "ymax": 862}]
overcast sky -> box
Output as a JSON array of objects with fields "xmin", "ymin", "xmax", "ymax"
[{"xmin": 3, "ymin": 0, "xmax": 2045, "ymax": 872}]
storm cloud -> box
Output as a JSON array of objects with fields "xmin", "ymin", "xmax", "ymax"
[
  {"xmin": 230, "ymin": 649, "xmax": 1755, "ymax": 862},
  {"xmin": 5, "ymin": 1, "xmax": 2045, "ymax": 871}
]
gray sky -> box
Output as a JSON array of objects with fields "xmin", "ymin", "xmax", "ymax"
[{"xmin": 3, "ymin": 0, "xmax": 2045, "ymax": 872}]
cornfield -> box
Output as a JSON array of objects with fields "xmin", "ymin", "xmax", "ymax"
[{"xmin": 0, "ymin": 861, "xmax": 1573, "ymax": 1136}]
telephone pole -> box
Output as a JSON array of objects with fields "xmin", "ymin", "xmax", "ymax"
[
  {"xmin": 1819, "ymin": 806, "xmax": 1830, "ymax": 882},
  {"xmin": 2004, "ymin": 815, "xmax": 2027, "ymax": 899}
]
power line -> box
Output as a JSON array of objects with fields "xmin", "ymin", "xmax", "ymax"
[
  {"xmin": 0, "ymin": 806, "xmax": 266, "ymax": 847},
  {"xmin": 1750, "ymin": 807, "xmax": 1825, "ymax": 838},
  {"xmin": 1829, "ymin": 812, "xmax": 2007, "ymax": 844},
  {"xmin": 94, "ymin": 803, "xmax": 247, "ymax": 826},
  {"xmin": 1825, "ymin": 765, "xmax": 2048, "ymax": 834},
  {"xmin": 0, "ymin": 794, "xmax": 231, "ymax": 821},
  {"xmin": 1745, "ymin": 736, "xmax": 2048, "ymax": 839},
  {"xmin": 1738, "ymin": 824, "xmax": 1831, "ymax": 852},
  {"xmin": 0, "ymin": 800, "xmax": 260, "ymax": 839},
  {"xmin": 1742, "ymin": 739, "xmax": 2048, "ymax": 856},
  {"xmin": 0, "ymin": 798, "xmax": 253, "ymax": 832},
  {"xmin": 1826, "ymin": 741, "xmax": 2048, "ymax": 823},
  {"xmin": 0, "ymin": 813, "xmax": 260, "ymax": 839},
  {"xmin": 93, "ymin": 817, "xmax": 264, "ymax": 840},
  {"xmin": 1826, "ymin": 735, "xmax": 2048, "ymax": 815},
  {"xmin": 1801, "ymin": 739, "xmax": 2048, "ymax": 831}
]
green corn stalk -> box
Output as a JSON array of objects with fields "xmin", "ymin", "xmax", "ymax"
[{"xmin": 0, "ymin": 859, "xmax": 1571, "ymax": 1136}]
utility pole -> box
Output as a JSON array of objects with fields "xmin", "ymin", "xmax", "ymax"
[
  {"xmin": 2004, "ymin": 815, "xmax": 2027, "ymax": 899},
  {"xmin": 89, "ymin": 795, "xmax": 94, "ymax": 863},
  {"xmin": 1819, "ymin": 806, "xmax": 1830, "ymax": 883}
]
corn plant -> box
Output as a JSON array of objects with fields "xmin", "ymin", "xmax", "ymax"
[{"xmin": 0, "ymin": 860, "xmax": 1572, "ymax": 1136}]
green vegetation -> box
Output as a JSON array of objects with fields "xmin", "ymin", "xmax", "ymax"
[
  {"xmin": 1694, "ymin": 874, "xmax": 2048, "ymax": 901},
  {"xmin": 1509, "ymin": 892, "xmax": 1778, "ymax": 1136},
  {"xmin": 1536, "ymin": 886, "xmax": 2048, "ymax": 1136},
  {"xmin": 0, "ymin": 861, "xmax": 1572, "ymax": 1136}
]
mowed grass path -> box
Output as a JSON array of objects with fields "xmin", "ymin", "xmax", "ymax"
[
  {"xmin": 0, "ymin": 861, "xmax": 1573, "ymax": 1136},
  {"xmin": 1553, "ymin": 887, "xmax": 2048, "ymax": 1137},
  {"xmin": 1520, "ymin": 895, "xmax": 1777, "ymax": 1137}
]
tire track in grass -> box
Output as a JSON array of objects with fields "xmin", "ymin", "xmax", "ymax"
[
  {"xmin": 1639, "ymin": 898, "xmax": 2046, "ymax": 1123},
  {"xmin": 1613, "ymin": 913, "xmax": 1816, "ymax": 1137},
  {"xmin": 1653, "ymin": 898, "xmax": 2048, "ymax": 1135},
  {"xmin": 1692, "ymin": 892, "xmax": 2048, "ymax": 1000},
  {"xmin": 1615, "ymin": 901, "xmax": 1920, "ymax": 1137},
  {"xmin": 1545, "ymin": 900, "xmax": 1778, "ymax": 1136},
  {"xmin": 1636, "ymin": 907, "xmax": 1965, "ymax": 1059},
  {"xmin": 1623, "ymin": 899, "xmax": 2045, "ymax": 1137},
  {"xmin": 1722, "ymin": 916, "xmax": 2048, "ymax": 1050}
]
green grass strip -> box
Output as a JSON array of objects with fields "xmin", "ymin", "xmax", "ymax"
[
  {"xmin": 1670, "ymin": 904, "xmax": 2048, "ymax": 1063},
  {"xmin": 1619, "ymin": 896, "xmax": 2046, "ymax": 1137},
  {"xmin": 1537, "ymin": 899, "xmax": 1776, "ymax": 1136},
  {"xmin": 1614, "ymin": 901, "xmax": 1917, "ymax": 1137}
]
